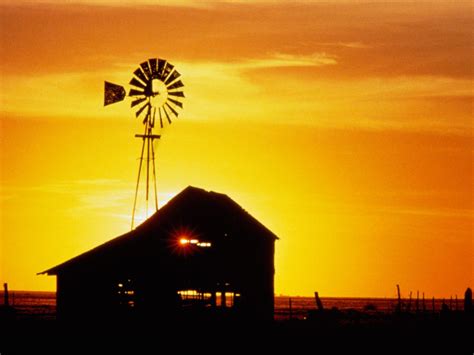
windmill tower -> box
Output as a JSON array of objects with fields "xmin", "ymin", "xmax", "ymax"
[{"xmin": 104, "ymin": 58, "xmax": 185, "ymax": 229}]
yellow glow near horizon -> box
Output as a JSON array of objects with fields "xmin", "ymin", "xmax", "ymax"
[{"xmin": 0, "ymin": 1, "xmax": 472, "ymax": 297}]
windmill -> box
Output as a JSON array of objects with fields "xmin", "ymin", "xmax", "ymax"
[{"xmin": 104, "ymin": 58, "xmax": 184, "ymax": 229}]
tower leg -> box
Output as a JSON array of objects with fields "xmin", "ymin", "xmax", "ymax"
[
  {"xmin": 151, "ymin": 138, "xmax": 159, "ymax": 211},
  {"xmin": 146, "ymin": 129, "xmax": 150, "ymax": 218},
  {"xmin": 131, "ymin": 124, "xmax": 148, "ymax": 230}
]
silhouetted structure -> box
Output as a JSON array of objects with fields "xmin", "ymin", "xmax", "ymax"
[
  {"xmin": 40, "ymin": 186, "xmax": 277, "ymax": 323},
  {"xmin": 314, "ymin": 292, "xmax": 324, "ymax": 311},
  {"xmin": 104, "ymin": 58, "xmax": 185, "ymax": 229},
  {"xmin": 3, "ymin": 283, "xmax": 9, "ymax": 306},
  {"xmin": 396, "ymin": 284, "xmax": 401, "ymax": 312},
  {"xmin": 464, "ymin": 288, "xmax": 472, "ymax": 312}
]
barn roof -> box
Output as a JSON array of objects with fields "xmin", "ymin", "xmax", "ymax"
[{"xmin": 39, "ymin": 186, "xmax": 278, "ymax": 276}]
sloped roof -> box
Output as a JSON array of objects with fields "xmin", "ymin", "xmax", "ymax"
[{"xmin": 39, "ymin": 186, "xmax": 277, "ymax": 276}]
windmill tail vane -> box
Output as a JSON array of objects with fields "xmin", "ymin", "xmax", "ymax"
[{"xmin": 103, "ymin": 58, "xmax": 185, "ymax": 229}]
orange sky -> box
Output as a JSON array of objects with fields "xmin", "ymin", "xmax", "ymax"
[{"xmin": 0, "ymin": 1, "xmax": 472, "ymax": 297}]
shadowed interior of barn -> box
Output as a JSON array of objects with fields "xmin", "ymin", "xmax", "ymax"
[{"xmin": 39, "ymin": 186, "xmax": 277, "ymax": 323}]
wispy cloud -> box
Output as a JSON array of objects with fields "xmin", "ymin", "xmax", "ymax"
[
  {"xmin": 0, "ymin": 179, "xmax": 180, "ymax": 220},
  {"xmin": 386, "ymin": 207, "xmax": 473, "ymax": 219},
  {"xmin": 1, "ymin": 179, "xmax": 128, "ymax": 212},
  {"xmin": 0, "ymin": 0, "xmax": 210, "ymax": 7},
  {"xmin": 2, "ymin": 1, "xmax": 470, "ymax": 79},
  {"xmin": 242, "ymin": 53, "xmax": 337, "ymax": 69},
  {"xmin": 295, "ymin": 191, "xmax": 473, "ymax": 220},
  {"xmin": 312, "ymin": 42, "xmax": 371, "ymax": 49},
  {"xmin": 1, "ymin": 1, "xmax": 471, "ymax": 136}
]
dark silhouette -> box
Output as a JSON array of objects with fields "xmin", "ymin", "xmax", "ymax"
[
  {"xmin": 441, "ymin": 299, "xmax": 449, "ymax": 314},
  {"xmin": 288, "ymin": 298, "xmax": 292, "ymax": 320},
  {"xmin": 3, "ymin": 283, "xmax": 8, "ymax": 306},
  {"xmin": 39, "ymin": 186, "xmax": 277, "ymax": 323},
  {"xmin": 314, "ymin": 291, "xmax": 324, "ymax": 311},
  {"xmin": 104, "ymin": 58, "xmax": 186, "ymax": 230},
  {"xmin": 464, "ymin": 287, "xmax": 472, "ymax": 312},
  {"xmin": 0, "ymin": 283, "xmax": 15, "ymax": 324},
  {"xmin": 396, "ymin": 284, "xmax": 402, "ymax": 312},
  {"xmin": 363, "ymin": 303, "xmax": 377, "ymax": 312}
]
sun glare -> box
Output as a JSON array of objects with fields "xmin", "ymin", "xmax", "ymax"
[
  {"xmin": 179, "ymin": 237, "xmax": 190, "ymax": 245},
  {"xmin": 179, "ymin": 237, "xmax": 211, "ymax": 248}
]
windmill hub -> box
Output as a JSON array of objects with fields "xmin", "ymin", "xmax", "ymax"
[{"xmin": 148, "ymin": 79, "xmax": 168, "ymax": 107}]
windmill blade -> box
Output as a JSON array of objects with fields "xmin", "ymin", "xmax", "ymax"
[
  {"xmin": 133, "ymin": 68, "xmax": 148, "ymax": 84},
  {"xmin": 130, "ymin": 77, "xmax": 146, "ymax": 89},
  {"xmin": 104, "ymin": 81, "xmax": 126, "ymax": 106},
  {"xmin": 129, "ymin": 88, "xmax": 145, "ymax": 97},
  {"xmin": 160, "ymin": 62, "xmax": 174, "ymax": 81},
  {"xmin": 157, "ymin": 59, "xmax": 166, "ymax": 79},
  {"xmin": 166, "ymin": 102, "xmax": 179, "ymax": 117},
  {"xmin": 162, "ymin": 106, "xmax": 172, "ymax": 124},
  {"xmin": 135, "ymin": 102, "xmax": 150, "ymax": 118},
  {"xmin": 168, "ymin": 98, "xmax": 183, "ymax": 109},
  {"xmin": 167, "ymin": 80, "xmax": 184, "ymax": 91},
  {"xmin": 131, "ymin": 97, "xmax": 147, "ymax": 108},
  {"xmin": 140, "ymin": 61, "xmax": 152, "ymax": 80},
  {"xmin": 149, "ymin": 58, "xmax": 159, "ymax": 79},
  {"xmin": 164, "ymin": 70, "xmax": 180, "ymax": 85},
  {"xmin": 168, "ymin": 91, "xmax": 185, "ymax": 98},
  {"xmin": 158, "ymin": 107, "xmax": 164, "ymax": 128}
]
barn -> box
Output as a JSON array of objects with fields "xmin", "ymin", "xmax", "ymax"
[{"xmin": 39, "ymin": 186, "xmax": 278, "ymax": 323}]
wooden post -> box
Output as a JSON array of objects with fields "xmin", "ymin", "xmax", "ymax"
[
  {"xmin": 289, "ymin": 298, "xmax": 292, "ymax": 320},
  {"xmin": 396, "ymin": 285, "xmax": 401, "ymax": 312},
  {"xmin": 415, "ymin": 291, "xmax": 419, "ymax": 312},
  {"xmin": 464, "ymin": 288, "xmax": 472, "ymax": 312},
  {"xmin": 3, "ymin": 283, "xmax": 9, "ymax": 306},
  {"xmin": 314, "ymin": 292, "xmax": 324, "ymax": 311}
]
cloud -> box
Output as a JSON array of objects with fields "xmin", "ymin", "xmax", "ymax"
[
  {"xmin": 1, "ymin": 1, "xmax": 471, "ymax": 79},
  {"xmin": 311, "ymin": 42, "xmax": 371, "ymax": 49},
  {"xmin": 0, "ymin": 179, "xmax": 180, "ymax": 220},
  {"xmin": 2, "ymin": 60, "xmax": 471, "ymax": 136},
  {"xmin": 0, "ymin": 0, "xmax": 210, "ymax": 7},
  {"xmin": 387, "ymin": 207, "xmax": 473, "ymax": 219},
  {"xmin": 0, "ymin": 1, "xmax": 471, "ymax": 136},
  {"xmin": 242, "ymin": 53, "xmax": 337, "ymax": 69}
]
